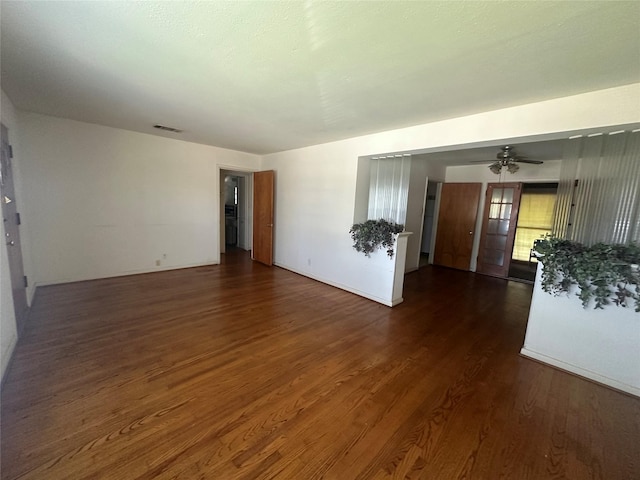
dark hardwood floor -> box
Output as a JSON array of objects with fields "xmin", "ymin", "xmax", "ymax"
[{"xmin": 1, "ymin": 250, "xmax": 639, "ymax": 479}]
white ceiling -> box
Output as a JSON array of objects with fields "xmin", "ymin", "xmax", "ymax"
[{"xmin": 1, "ymin": 1, "xmax": 639, "ymax": 155}]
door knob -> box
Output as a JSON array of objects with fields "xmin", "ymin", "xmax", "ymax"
[{"xmin": 6, "ymin": 240, "xmax": 14, "ymax": 246}]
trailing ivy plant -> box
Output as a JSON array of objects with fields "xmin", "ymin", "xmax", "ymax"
[
  {"xmin": 350, "ymin": 219, "xmax": 404, "ymax": 258},
  {"xmin": 534, "ymin": 236, "xmax": 640, "ymax": 311}
]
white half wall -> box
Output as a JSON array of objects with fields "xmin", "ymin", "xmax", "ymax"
[
  {"xmin": 16, "ymin": 112, "xmax": 260, "ymax": 286},
  {"xmin": 262, "ymin": 84, "xmax": 640, "ymax": 305},
  {"xmin": 521, "ymin": 264, "xmax": 640, "ymax": 397}
]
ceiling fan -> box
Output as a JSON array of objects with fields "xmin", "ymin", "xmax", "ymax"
[{"xmin": 475, "ymin": 145, "xmax": 544, "ymax": 174}]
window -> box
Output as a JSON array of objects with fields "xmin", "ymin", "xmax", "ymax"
[{"xmin": 512, "ymin": 185, "xmax": 557, "ymax": 261}]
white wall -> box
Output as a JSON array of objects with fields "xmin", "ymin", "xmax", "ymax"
[
  {"xmin": 262, "ymin": 84, "xmax": 639, "ymax": 303},
  {"xmin": 17, "ymin": 112, "xmax": 260, "ymax": 286},
  {"xmin": 421, "ymin": 181, "xmax": 438, "ymax": 254},
  {"xmin": 404, "ymin": 158, "xmax": 444, "ymax": 272},
  {"xmin": 522, "ymin": 265, "xmax": 640, "ymax": 397},
  {"xmin": 444, "ymin": 160, "xmax": 562, "ymax": 271}
]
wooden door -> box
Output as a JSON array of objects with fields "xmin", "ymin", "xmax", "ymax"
[
  {"xmin": 1, "ymin": 124, "xmax": 28, "ymax": 335},
  {"xmin": 252, "ymin": 170, "xmax": 274, "ymax": 266},
  {"xmin": 433, "ymin": 183, "xmax": 482, "ymax": 270},
  {"xmin": 476, "ymin": 183, "xmax": 522, "ymax": 278}
]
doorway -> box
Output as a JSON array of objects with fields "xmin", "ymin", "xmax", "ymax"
[
  {"xmin": 419, "ymin": 180, "xmax": 438, "ymax": 268},
  {"xmin": 476, "ymin": 183, "xmax": 523, "ymax": 278},
  {"xmin": 508, "ymin": 182, "xmax": 558, "ymax": 282},
  {"xmin": 218, "ymin": 168, "xmax": 275, "ymax": 266},
  {"xmin": 220, "ymin": 170, "xmax": 251, "ymax": 255}
]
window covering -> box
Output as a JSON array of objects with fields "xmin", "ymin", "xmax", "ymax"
[
  {"xmin": 552, "ymin": 130, "xmax": 640, "ymax": 245},
  {"xmin": 368, "ymin": 155, "xmax": 411, "ymax": 225}
]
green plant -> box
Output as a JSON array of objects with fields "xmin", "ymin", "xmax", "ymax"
[
  {"xmin": 350, "ymin": 219, "xmax": 404, "ymax": 258},
  {"xmin": 534, "ymin": 236, "xmax": 640, "ymax": 311}
]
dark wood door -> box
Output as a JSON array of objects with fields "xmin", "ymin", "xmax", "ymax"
[
  {"xmin": 1, "ymin": 124, "xmax": 28, "ymax": 335},
  {"xmin": 476, "ymin": 183, "xmax": 522, "ymax": 278},
  {"xmin": 252, "ymin": 170, "xmax": 274, "ymax": 266},
  {"xmin": 433, "ymin": 183, "xmax": 482, "ymax": 270}
]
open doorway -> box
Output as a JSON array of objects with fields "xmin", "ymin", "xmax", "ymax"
[
  {"xmin": 220, "ymin": 170, "xmax": 252, "ymax": 255},
  {"xmin": 508, "ymin": 182, "xmax": 558, "ymax": 282},
  {"xmin": 419, "ymin": 180, "xmax": 439, "ymax": 268}
]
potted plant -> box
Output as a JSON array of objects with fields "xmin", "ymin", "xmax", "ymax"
[{"xmin": 349, "ymin": 219, "xmax": 404, "ymax": 258}]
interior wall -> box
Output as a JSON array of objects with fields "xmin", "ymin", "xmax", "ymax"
[
  {"xmin": 262, "ymin": 84, "xmax": 640, "ymax": 303},
  {"xmin": 444, "ymin": 160, "xmax": 563, "ymax": 271},
  {"xmin": 237, "ymin": 176, "xmax": 248, "ymax": 250},
  {"xmin": 421, "ymin": 181, "xmax": 438, "ymax": 254},
  {"xmin": 404, "ymin": 158, "xmax": 432, "ymax": 272},
  {"xmin": 17, "ymin": 112, "xmax": 260, "ymax": 286}
]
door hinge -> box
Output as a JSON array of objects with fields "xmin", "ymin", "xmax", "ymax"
[
  {"xmin": 23, "ymin": 275, "xmax": 28, "ymax": 288},
  {"xmin": 16, "ymin": 212, "xmax": 21, "ymax": 225},
  {"xmin": 8, "ymin": 145, "xmax": 13, "ymax": 158}
]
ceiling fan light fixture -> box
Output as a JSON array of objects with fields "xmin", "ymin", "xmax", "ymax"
[
  {"xmin": 489, "ymin": 163, "xmax": 502, "ymax": 175},
  {"xmin": 506, "ymin": 162, "xmax": 519, "ymax": 174}
]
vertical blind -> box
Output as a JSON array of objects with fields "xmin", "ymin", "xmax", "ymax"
[
  {"xmin": 552, "ymin": 130, "xmax": 640, "ymax": 245},
  {"xmin": 368, "ymin": 154, "xmax": 411, "ymax": 225}
]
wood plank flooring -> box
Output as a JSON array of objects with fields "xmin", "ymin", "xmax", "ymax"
[{"xmin": 2, "ymin": 250, "xmax": 639, "ymax": 479}]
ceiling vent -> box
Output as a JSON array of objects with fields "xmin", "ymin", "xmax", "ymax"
[{"xmin": 153, "ymin": 124, "xmax": 183, "ymax": 133}]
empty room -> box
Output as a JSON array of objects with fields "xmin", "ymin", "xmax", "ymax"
[{"xmin": 1, "ymin": 2, "xmax": 639, "ymax": 479}]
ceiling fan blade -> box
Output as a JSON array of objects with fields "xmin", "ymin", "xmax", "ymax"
[
  {"xmin": 514, "ymin": 159, "xmax": 544, "ymax": 164},
  {"xmin": 469, "ymin": 160, "xmax": 496, "ymax": 163}
]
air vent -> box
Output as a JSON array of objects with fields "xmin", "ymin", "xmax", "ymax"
[{"xmin": 153, "ymin": 124, "xmax": 183, "ymax": 133}]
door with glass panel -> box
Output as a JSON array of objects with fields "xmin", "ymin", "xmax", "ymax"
[{"xmin": 476, "ymin": 183, "xmax": 522, "ymax": 278}]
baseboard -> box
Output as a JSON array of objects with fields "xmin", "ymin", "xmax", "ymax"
[
  {"xmin": 1, "ymin": 332, "xmax": 17, "ymax": 387},
  {"xmin": 520, "ymin": 347, "xmax": 640, "ymax": 398},
  {"xmin": 273, "ymin": 262, "xmax": 397, "ymax": 307},
  {"xmin": 390, "ymin": 297, "xmax": 404, "ymax": 306},
  {"xmin": 34, "ymin": 261, "xmax": 220, "ymax": 288}
]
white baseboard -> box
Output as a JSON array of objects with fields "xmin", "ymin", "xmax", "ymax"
[
  {"xmin": 273, "ymin": 262, "xmax": 397, "ymax": 307},
  {"xmin": 34, "ymin": 261, "xmax": 220, "ymax": 288},
  {"xmin": 520, "ymin": 347, "xmax": 640, "ymax": 398},
  {"xmin": 1, "ymin": 332, "xmax": 17, "ymax": 383}
]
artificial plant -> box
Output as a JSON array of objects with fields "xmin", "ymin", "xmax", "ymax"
[
  {"xmin": 350, "ymin": 219, "xmax": 404, "ymax": 258},
  {"xmin": 534, "ymin": 236, "xmax": 640, "ymax": 311}
]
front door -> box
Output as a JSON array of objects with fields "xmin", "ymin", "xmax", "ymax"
[
  {"xmin": 476, "ymin": 183, "xmax": 522, "ymax": 278},
  {"xmin": 252, "ymin": 170, "xmax": 274, "ymax": 266},
  {"xmin": 1, "ymin": 124, "xmax": 28, "ymax": 335},
  {"xmin": 433, "ymin": 183, "xmax": 482, "ymax": 270}
]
